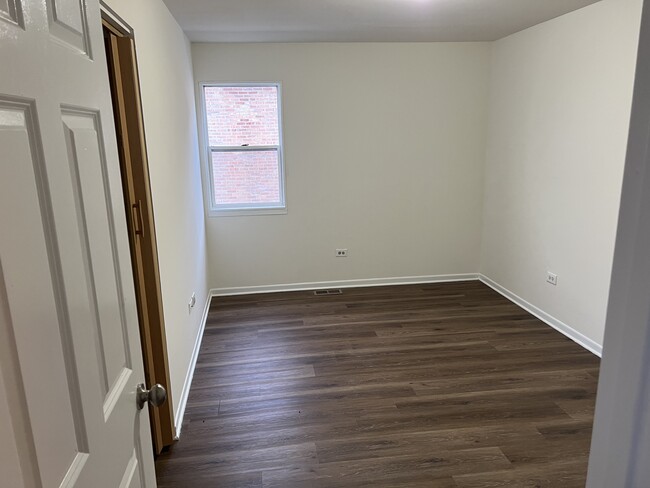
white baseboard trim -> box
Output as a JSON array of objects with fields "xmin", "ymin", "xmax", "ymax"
[
  {"xmin": 479, "ymin": 274, "xmax": 602, "ymax": 357},
  {"xmin": 173, "ymin": 292, "xmax": 211, "ymax": 439},
  {"xmin": 210, "ymin": 273, "xmax": 480, "ymax": 297}
]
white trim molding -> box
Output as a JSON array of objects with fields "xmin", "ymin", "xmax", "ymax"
[
  {"xmin": 99, "ymin": 1, "xmax": 133, "ymax": 36},
  {"xmin": 210, "ymin": 273, "xmax": 480, "ymax": 297},
  {"xmin": 174, "ymin": 293, "xmax": 212, "ymax": 438},
  {"xmin": 479, "ymin": 274, "xmax": 602, "ymax": 357}
]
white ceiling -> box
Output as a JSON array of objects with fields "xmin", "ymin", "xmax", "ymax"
[{"xmin": 161, "ymin": 0, "xmax": 603, "ymax": 43}]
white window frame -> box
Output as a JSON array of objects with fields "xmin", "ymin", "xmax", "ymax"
[{"xmin": 199, "ymin": 82, "xmax": 287, "ymax": 217}]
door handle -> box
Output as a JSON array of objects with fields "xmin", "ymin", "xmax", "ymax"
[
  {"xmin": 136, "ymin": 383, "xmax": 167, "ymax": 410},
  {"xmin": 131, "ymin": 201, "xmax": 144, "ymax": 236}
]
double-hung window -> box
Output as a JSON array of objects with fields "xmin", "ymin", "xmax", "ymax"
[{"xmin": 201, "ymin": 83, "xmax": 285, "ymax": 215}]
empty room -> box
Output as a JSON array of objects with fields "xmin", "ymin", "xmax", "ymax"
[{"xmin": 2, "ymin": 0, "xmax": 650, "ymax": 487}]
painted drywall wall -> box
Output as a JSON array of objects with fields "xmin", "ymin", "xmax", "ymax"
[
  {"xmin": 103, "ymin": 0, "xmax": 208, "ymax": 421},
  {"xmin": 480, "ymin": 0, "xmax": 643, "ymax": 346},
  {"xmin": 192, "ymin": 43, "xmax": 490, "ymax": 290}
]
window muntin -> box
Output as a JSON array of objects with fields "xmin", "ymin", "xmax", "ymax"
[{"xmin": 202, "ymin": 84, "xmax": 285, "ymax": 213}]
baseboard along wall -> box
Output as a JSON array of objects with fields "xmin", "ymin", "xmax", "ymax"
[
  {"xmin": 210, "ymin": 273, "xmax": 479, "ymax": 296},
  {"xmin": 174, "ymin": 293, "xmax": 211, "ymax": 438},
  {"xmin": 478, "ymin": 274, "xmax": 602, "ymax": 357}
]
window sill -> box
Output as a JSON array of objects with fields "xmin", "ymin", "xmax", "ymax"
[{"xmin": 207, "ymin": 207, "xmax": 287, "ymax": 218}]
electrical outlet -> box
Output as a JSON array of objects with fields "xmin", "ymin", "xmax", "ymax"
[
  {"xmin": 188, "ymin": 292, "xmax": 197, "ymax": 313},
  {"xmin": 547, "ymin": 272, "xmax": 558, "ymax": 286},
  {"xmin": 336, "ymin": 249, "xmax": 348, "ymax": 257}
]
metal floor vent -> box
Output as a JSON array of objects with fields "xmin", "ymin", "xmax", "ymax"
[{"xmin": 313, "ymin": 289, "xmax": 343, "ymax": 296}]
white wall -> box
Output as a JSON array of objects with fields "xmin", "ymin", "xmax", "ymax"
[
  {"xmin": 192, "ymin": 43, "xmax": 490, "ymax": 290},
  {"xmin": 104, "ymin": 0, "xmax": 208, "ymax": 423},
  {"xmin": 480, "ymin": 0, "xmax": 643, "ymax": 347}
]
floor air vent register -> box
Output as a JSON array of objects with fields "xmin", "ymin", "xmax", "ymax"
[{"xmin": 313, "ymin": 289, "xmax": 343, "ymax": 296}]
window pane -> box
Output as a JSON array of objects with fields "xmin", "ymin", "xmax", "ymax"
[
  {"xmin": 212, "ymin": 150, "xmax": 281, "ymax": 206},
  {"xmin": 205, "ymin": 86, "xmax": 279, "ymax": 147}
]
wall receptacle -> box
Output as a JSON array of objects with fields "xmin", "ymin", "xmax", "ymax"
[
  {"xmin": 336, "ymin": 249, "xmax": 348, "ymax": 257},
  {"xmin": 547, "ymin": 272, "xmax": 558, "ymax": 286}
]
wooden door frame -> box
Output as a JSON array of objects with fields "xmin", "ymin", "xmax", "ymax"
[{"xmin": 100, "ymin": 3, "xmax": 175, "ymax": 454}]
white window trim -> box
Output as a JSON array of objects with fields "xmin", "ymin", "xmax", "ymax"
[{"xmin": 199, "ymin": 82, "xmax": 287, "ymax": 217}]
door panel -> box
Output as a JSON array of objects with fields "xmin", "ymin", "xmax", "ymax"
[
  {"xmin": 0, "ymin": 98, "xmax": 87, "ymax": 485},
  {"xmin": 62, "ymin": 109, "xmax": 131, "ymax": 403},
  {"xmin": 0, "ymin": 340, "xmax": 38, "ymax": 488},
  {"xmin": 0, "ymin": 0, "xmax": 23, "ymax": 26},
  {"xmin": 0, "ymin": 0, "xmax": 157, "ymax": 486},
  {"xmin": 119, "ymin": 451, "xmax": 143, "ymax": 488},
  {"xmin": 46, "ymin": 0, "xmax": 91, "ymax": 56}
]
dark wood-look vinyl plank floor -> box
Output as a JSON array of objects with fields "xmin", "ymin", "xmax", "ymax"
[{"xmin": 155, "ymin": 281, "xmax": 600, "ymax": 487}]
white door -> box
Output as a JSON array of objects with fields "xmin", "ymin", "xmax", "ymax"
[{"xmin": 0, "ymin": 0, "xmax": 157, "ymax": 487}]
